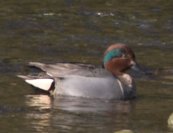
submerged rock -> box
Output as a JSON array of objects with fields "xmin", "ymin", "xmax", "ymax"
[
  {"xmin": 168, "ymin": 113, "xmax": 173, "ymax": 129},
  {"xmin": 114, "ymin": 129, "xmax": 134, "ymax": 133}
]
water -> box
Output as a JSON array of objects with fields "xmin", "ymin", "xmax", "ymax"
[{"xmin": 0, "ymin": 0, "xmax": 173, "ymax": 132}]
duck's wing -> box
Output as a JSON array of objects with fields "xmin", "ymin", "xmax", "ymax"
[
  {"xmin": 28, "ymin": 62, "xmax": 107, "ymax": 77},
  {"xmin": 17, "ymin": 62, "xmax": 103, "ymax": 92},
  {"xmin": 17, "ymin": 62, "xmax": 113, "ymax": 93}
]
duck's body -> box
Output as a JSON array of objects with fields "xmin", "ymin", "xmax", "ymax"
[{"xmin": 18, "ymin": 43, "xmax": 137, "ymax": 100}]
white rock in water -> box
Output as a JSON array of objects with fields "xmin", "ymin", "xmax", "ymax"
[
  {"xmin": 168, "ymin": 113, "xmax": 173, "ymax": 129},
  {"xmin": 114, "ymin": 129, "xmax": 134, "ymax": 133}
]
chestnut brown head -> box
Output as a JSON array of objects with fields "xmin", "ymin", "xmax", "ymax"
[{"xmin": 103, "ymin": 43, "xmax": 136, "ymax": 76}]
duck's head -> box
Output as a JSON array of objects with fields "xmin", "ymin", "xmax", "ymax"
[{"xmin": 103, "ymin": 43, "xmax": 136, "ymax": 76}]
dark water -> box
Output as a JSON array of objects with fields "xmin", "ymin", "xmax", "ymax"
[{"xmin": 0, "ymin": 0, "xmax": 173, "ymax": 133}]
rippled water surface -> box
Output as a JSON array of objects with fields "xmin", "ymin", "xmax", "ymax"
[{"xmin": 0, "ymin": 0, "xmax": 173, "ymax": 133}]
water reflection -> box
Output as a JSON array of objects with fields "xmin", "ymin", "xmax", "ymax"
[
  {"xmin": 25, "ymin": 94, "xmax": 135, "ymax": 132},
  {"xmin": 52, "ymin": 96, "xmax": 134, "ymax": 114},
  {"xmin": 52, "ymin": 96, "xmax": 135, "ymax": 132},
  {"xmin": 25, "ymin": 94, "xmax": 134, "ymax": 113},
  {"xmin": 26, "ymin": 112, "xmax": 51, "ymax": 133},
  {"xmin": 25, "ymin": 95, "xmax": 52, "ymax": 133},
  {"xmin": 25, "ymin": 95, "xmax": 52, "ymax": 109}
]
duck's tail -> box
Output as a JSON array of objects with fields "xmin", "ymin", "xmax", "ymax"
[{"xmin": 17, "ymin": 75, "xmax": 55, "ymax": 92}]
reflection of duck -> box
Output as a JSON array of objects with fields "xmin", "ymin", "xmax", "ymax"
[
  {"xmin": 25, "ymin": 94, "xmax": 133, "ymax": 133},
  {"xmin": 25, "ymin": 95, "xmax": 52, "ymax": 132},
  {"xmin": 25, "ymin": 95, "xmax": 52, "ymax": 109},
  {"xmin": 18, "ymin": 43, "xmax": 138, "ymax": 100},
  {"xmin": 52, "ymin": 96, "xmax": 134, "ymax": 113}
]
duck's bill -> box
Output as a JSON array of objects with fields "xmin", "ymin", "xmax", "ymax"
[{"xmin": 130, "ymin": 62, "xmax": 146, "ymax": 75}]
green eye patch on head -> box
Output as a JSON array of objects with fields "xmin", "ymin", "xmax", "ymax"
[{"xmin": 103, "ymin": 48, "xmax": 124, "ymax": 64}]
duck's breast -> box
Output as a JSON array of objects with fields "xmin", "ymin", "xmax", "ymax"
[{"xmin": 54, "ymin": 76, "xmax": 125, "ymax": 99}]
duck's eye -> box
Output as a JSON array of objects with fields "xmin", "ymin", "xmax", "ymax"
[
  {"xmin": 122, "ymin": 54, "xmax": 126, "ymax": 58},
  {"xmin": 122, "ymin": 53, "xmax": 129, "ymax": 59}
]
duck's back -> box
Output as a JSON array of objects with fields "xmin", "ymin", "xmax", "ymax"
[{"xmin": 29, "ymin": 62, "xmax": 105, "ymax": 77}]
